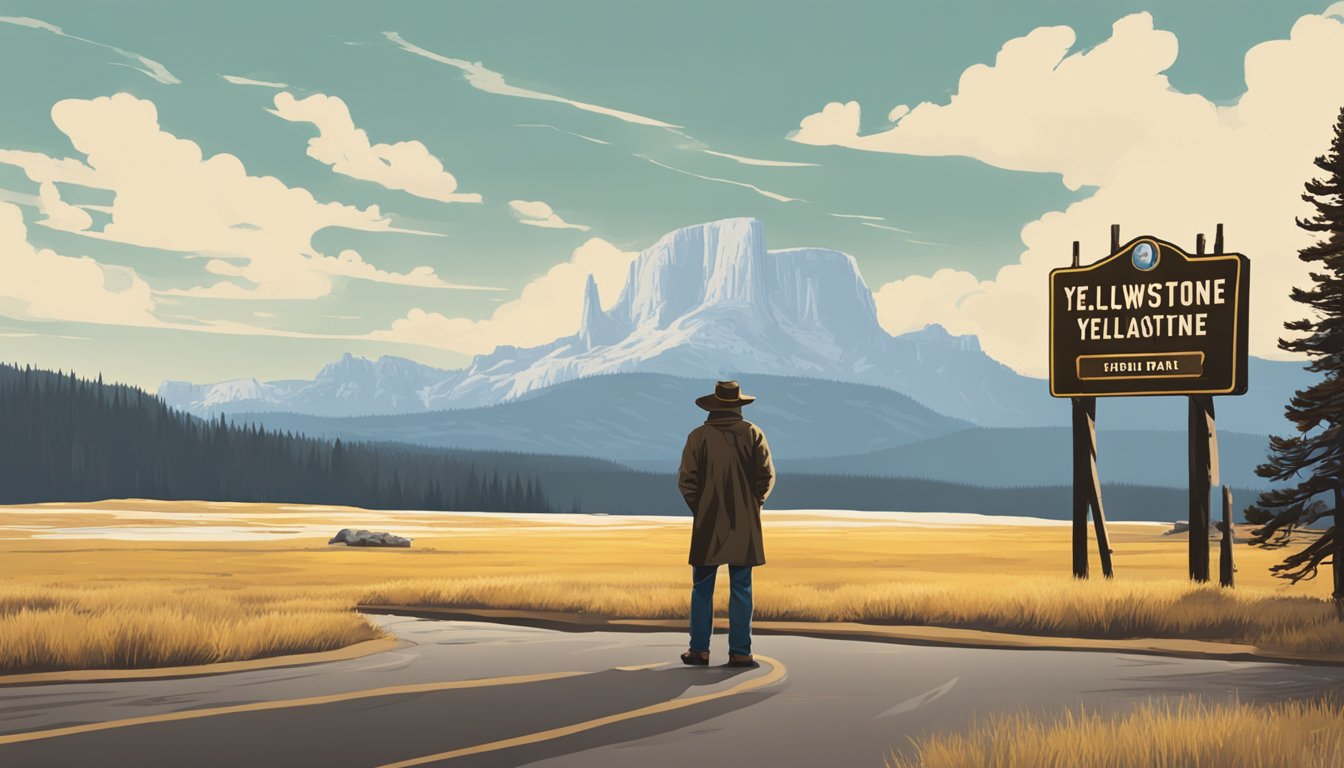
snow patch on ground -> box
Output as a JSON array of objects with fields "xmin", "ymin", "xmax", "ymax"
[{"xmin": 0, "ymin": 504, "xmax": 1165, "ymax": 541}]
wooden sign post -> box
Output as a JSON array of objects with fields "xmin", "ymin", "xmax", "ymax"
[
  {"xmin": 1220, "ymin": 486, "xmax": 1235, "ymax": 588},
  {"xmin": 1070, "ymin": 241, "xmax": 1090, "ymax": 579},
  {"xmin": 1188, "ymin": 395, "xmax": 1217, "ymax": 581},
  {"xmin": 1050, "ymin": 225, "xmax": 1249, "ymax": 581},
  {"xmin": 1187, "ymin": 228, "xmax": 1225, "ymax": 582}
]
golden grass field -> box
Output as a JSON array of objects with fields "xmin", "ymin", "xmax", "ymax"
[
  {"xmin": 2, "ymin": 499, "xmax": 1343, "ymax": 676},
  {"xmin": 887, "ymin": 697, "xmax": 1344, "ymax": 768},
  {"xmin": 4, "ymin": 500, "xmax": 1343, "ymax": 768}
]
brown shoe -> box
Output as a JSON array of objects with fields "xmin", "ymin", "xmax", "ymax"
[
  {"xmin": 681, "ymin": 649, "xmax": 710, "ymax": 666},
  {"xmin": 726, "ymin": 654, "xmax": 757, "ymax": 667}
]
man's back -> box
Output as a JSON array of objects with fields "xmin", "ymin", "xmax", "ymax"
[{"xmin": 679, "ymin": 411, "xmax": 775, "ymax": 567}]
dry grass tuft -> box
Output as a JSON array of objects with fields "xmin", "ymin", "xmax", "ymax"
[
  {"xmin": 362, "ymin": 572, "xmax": 689, "ymax": 619},
  {"xmin": 361, "ymin": 573, "xmax": 1344, "ymax": 655},
  {"xmin": 0, "ymin": 584, "xmax": 380, "ymax": 674},
  {"xmin": 887, "ymin": 697, "xmax": 1344, "ymax": 768}
]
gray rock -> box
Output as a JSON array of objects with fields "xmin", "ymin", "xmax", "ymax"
[{"xmin": 328, "ymin": 528, "xmax": 412, "ymax": 547}]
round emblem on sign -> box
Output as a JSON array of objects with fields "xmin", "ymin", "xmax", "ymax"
[{"xmin": 1132, "ymin": 242, "xmax": 1158, "ymax": 271}]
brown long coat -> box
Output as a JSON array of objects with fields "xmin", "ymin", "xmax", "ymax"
[{"xmin": 678, "ymin": 412, "xmax": 775, "ymax": 566}]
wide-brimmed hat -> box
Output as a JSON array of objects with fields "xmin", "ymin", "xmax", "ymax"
[{"xmin": 695, "ymin": 380, "xmax": 757, "ymax": 411}]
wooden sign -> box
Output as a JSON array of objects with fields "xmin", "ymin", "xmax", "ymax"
[{"xmin": 1050, "ymin": 236, "xmax": 1249, "ymax": 398}]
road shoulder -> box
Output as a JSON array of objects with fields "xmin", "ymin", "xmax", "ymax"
[
  {"xmin": 0, "ymin": 637, "xmax": 401, "ymax": 687},
  {"xmin": 358, "ymin": 604, "xmax": 1344, "ymax": 667}
]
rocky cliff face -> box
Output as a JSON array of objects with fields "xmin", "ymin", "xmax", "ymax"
[{"xmin": 441, "ymin": 217, "xmax": 1042, "ymax": 420}]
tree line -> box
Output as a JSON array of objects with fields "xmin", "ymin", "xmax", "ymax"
[{"xmin": 0, "ymin": 364, "xmax": 550, "ymax": 512}]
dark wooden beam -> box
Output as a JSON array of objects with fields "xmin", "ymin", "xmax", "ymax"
[
  {"xmin": 1188, "ymin": 396, "xmax": 1217, "ymax": 582},
  {"xmin": 1220, "ymin": 486, "xmax": 1235, "ymax": 588}
]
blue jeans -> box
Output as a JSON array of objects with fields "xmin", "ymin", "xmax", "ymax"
[{"xmin": 689, "ymin": 565, "xmax": 753, "ymax": 656}]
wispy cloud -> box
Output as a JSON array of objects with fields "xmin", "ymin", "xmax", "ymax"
[
  {"xmin": 0, "ymin": 16, "xmax": 178, "ymax": 84},
  {"xmin": 221, "ymin": 74, "xmax": 288, "ymax": 88},
  {"xmin": 384, "ymin": 31, "xmax": 829, "ymax": 195},
  {"xmin": 903, "ymin": 238, "xmax": 947, "ymax": 246},
  {"xmin": 385, "ymin": 32, "xmax": 679, "ymax": 128},
  {"xmin": 862, "ymin": 221, "xmax": 913, "ymax": 234},
  {"xmin": 701, "ymin": 149, "xmax": 818, "ymax": 168},
  {"xmin": 828, "ymin": 212, "xmax": 884, "ymax": 221},
  {"xmin": 0, "ymin": 331, "xmax": 89, "ymax": 340},
  {"xmin": 636, "ymin": 155, "xmax": 802, "ymax": 204},
  {"xmin": 517, "ymin": 123, "xmax": 610, "ymax": 146},
  {"xmin": 0, "ymin": 187, "xmax": 39, "ymax": 207},
  {"xmin": 508, "ymin": 200, "xmax": 590, "ymax": 231}
]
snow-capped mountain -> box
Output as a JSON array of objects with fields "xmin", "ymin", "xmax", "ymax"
[
  {"xmin": 159, "ymin": 216, "xmax": 1309, "ymax": 430},
  {"xmin": 430, "ymin": 217, "xmax": 1049, "ymax": 421},
  {"xmin": 159, "ymin": 352, "xmax": 460, "ymax": 418},
  {"xmin": 162, "ymin": 217, "xmax": 1047, "ymax": 423},
  {"xmin": 461, "ymin": 219, "xmax": 888, "ymax": 391}
]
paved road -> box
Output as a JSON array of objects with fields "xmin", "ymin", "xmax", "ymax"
[{"xmin": 3, "ymin": 615, "xmax": 1343, "ymax": 767}]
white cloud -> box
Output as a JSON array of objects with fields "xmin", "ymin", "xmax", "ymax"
[
  {"xmin": 701, "ymin": 149, "xmax": 819, "ymax": 168},
  {"xmin": 36, "ymin": 181, "xmax": 92, "ymax": 232},
  {"xmin": 167, "ymin": 247, "xmax": 480, "ymax": 300},
  {"xmin": 792, "ymin": 14, "xmax": 1213, "ymax": 192},
  {"xmin": 385, "ymin": 32, "xmax": 679, "ymax": 129},
  {"xmin": 0, "ymin": 202, "xmax": 157, "ymax": 326},
  {"xmin": 874, "ymin": 268, "xmax": 992, "ymax": 337},
  {"xmin": 508, "ymin": 199, "xmax": 590, "ymax": 231},
  {"xmin": 0, "ymin": 16, "xmax": 179, "ymax": 84},
  {"xmin": 0, "ymin": 93, "xmax": 496, "ymax": 300},
  {"xmin": 221, "ymin": 74, "xmax": 288, "ymax": 88},
  {"xmin": 371, "ymin": 238, "xmax": 636, "ymax": 355},
  {"xmin": 811, "ymin": 11, "xmax": 1344, "ymax": 376},
  {"xmin": 270, "ymin": 92, "xmax": 482, "ymax": 204},
  {"xmin": 637, "ymin": 155, "xmax": 802, "ymax": 203}
]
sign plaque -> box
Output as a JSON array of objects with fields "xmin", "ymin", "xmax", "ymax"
[{"xmin": 1049, "ymin": 237, "xmax": 1249, "ymax": 397}]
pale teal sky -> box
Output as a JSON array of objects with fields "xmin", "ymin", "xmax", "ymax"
[{"xmin": 0, "ymin": 0, "xmax": 1334, "ymax": 388}]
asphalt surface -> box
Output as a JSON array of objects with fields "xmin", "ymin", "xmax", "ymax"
[{"xmin": 3, "ymin": 615, "xmax": 1344, "ymax": 767}]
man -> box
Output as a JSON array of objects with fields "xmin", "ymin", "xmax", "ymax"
[{"xmin": 677, "ymin": 380, "xmax": 775, "ymax": 668}]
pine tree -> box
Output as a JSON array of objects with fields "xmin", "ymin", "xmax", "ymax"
[
  {"xmin": 0, "ymin": 363, "xmax": 563, "ymax": 512},
  {"xmin": 1247, "ymin": 105, "xmax": 1344, "ymax": 615}
]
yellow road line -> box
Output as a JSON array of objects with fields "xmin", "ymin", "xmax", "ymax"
[
  {"xmin": 0, "ymin": 670, "xmax": 589, "ymax": 747},
  {"xmin": 377, "ymin": 656, "xmax": 787, "ymax": 767},
  {"xmin": 613, "ymin": 662, "xmax": 668, "ymax": 672}
]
